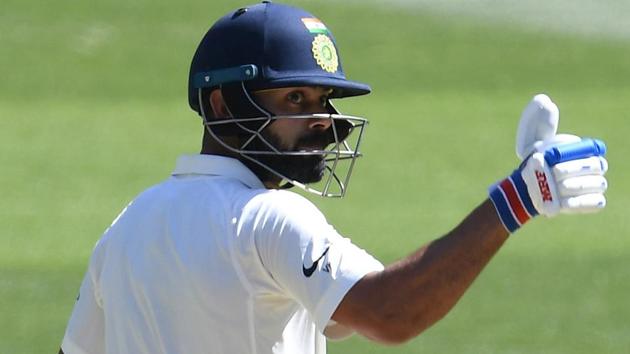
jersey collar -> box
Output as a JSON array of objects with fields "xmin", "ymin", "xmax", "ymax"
[{"xmin": 172, "ymin": 154, "xmax": 265, "ymax": 189}]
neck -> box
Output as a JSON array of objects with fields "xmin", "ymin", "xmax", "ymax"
[{"xmin": 201, "ymin": 132, "xmax": 282, "ymax": 189}]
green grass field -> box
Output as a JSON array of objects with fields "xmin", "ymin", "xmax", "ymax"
[{"xmin": 1, "ymin": 0, "xmax": 629, "ymax": 353}]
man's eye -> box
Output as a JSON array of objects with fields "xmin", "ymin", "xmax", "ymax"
[{"xmin": 287, "ymin": 92, "xmax": 303, "ymax": 104}]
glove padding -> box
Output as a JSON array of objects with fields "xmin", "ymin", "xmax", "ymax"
[
  {"xmin": 489, "ymin": 94, "xmax": 609, "ymax": 233},
  {"xmin": 519, "ymin": 134, "xmax": 608, "ymax": 216}
]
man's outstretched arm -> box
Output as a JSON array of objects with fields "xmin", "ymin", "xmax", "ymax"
[
  {"xmin": 332, "ymin": 199, "xmax": 507, "ymax": 344},
  {"xmin": 332, "ymin": 94, "xmax": 608, "ymax": 344}
]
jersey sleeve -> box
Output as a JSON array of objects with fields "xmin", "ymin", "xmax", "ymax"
[
  {"xmin": 248, "ymin": 191, "xmax": 384, "ymax": 332},
  {"xmin": 61, "ymin": 243, "xmax": 106, "ymax": 354}
]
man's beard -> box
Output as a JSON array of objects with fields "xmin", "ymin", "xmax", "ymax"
[{"xmin": 240, "ymin": 128, "xmax": 330, "ymax": 185}]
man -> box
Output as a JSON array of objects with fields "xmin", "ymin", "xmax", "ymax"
[{"xmin": 60, "ymin": 2, "xmax": 609, "ymax": 354}]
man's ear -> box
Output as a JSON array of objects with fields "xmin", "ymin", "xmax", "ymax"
[{"xmin": 209, "ymin": 89, "xmax": 230, "ymax": 118}]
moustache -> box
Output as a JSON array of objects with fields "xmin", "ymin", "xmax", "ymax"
[{"xmin": 295, "ymin": 131, "xmax": 332, "ymax": 151}]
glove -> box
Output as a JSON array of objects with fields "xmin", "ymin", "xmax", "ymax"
[{"xmin": 489, "ymin": 94, "xmax": 609, "ymax": 233}]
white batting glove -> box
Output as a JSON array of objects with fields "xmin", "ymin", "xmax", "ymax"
[{"xmin": 489, "ymin": 94, "xmax": 609, "ymax": 233}]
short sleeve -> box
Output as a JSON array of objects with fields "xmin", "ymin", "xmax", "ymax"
[
  {"xmin": 247, "ymin": 191, "xmax": 384, "ymax": 331},
  {"xmin": 61, "ymin": 246, "xmax": 106, "ymax": 354}
]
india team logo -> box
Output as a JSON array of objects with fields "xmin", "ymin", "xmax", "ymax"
[{"xmin": 311, "ymin": 34, "xmax": 338, "ymax": 73}]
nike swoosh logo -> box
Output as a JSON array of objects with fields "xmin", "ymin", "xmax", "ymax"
[{"xmin": 302, "ymin": 246, "xmax": 330, "ymax": 277}]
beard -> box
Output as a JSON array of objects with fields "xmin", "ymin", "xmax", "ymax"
[{"xmin": 240, "ymin": 128, "xmax": 330, "ymax": 185}]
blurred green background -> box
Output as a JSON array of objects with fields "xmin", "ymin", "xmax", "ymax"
[{"xmin": 1, "ymin": 0, "xmax": 628, "ymax": 353}]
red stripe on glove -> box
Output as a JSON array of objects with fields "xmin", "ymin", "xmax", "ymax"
[{"xmin": 499, "ymin": 178, "xmax": 531, "ymax": 225}]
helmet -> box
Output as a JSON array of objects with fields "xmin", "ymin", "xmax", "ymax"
[{"xmin": 188, "ymin": 1, "xmax": 371, "ymax": 197}]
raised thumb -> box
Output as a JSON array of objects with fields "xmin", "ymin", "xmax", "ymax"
[{"xmin": 516, "ymin": 94, "xmax": 559, "ymax": 160}]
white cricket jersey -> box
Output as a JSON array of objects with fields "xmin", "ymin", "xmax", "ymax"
[{"xmin": 62, "ymin": 154, "xmax": 384, "ymax": 354}]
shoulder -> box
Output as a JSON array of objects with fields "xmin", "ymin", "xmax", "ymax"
[
  {"xmin": 243, "ymin": 189, "xmax": 327, "ymax": 224},
  {"xmin": 236, "ymin": 190, "xmax": 335, "ymax": 242}
]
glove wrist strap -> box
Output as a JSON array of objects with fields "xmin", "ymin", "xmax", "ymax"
[{"xmin": 489, "ymin": 170, "xmax": 539, "ymax": 233}]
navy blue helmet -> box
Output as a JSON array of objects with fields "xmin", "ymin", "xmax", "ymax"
[
  {"xmin": 188, "ymin": 1, "xmax": 370, "ymax": 114},
  {"xmin": 187, "ymin": 2, "xmax": 370, "ymax": 198}
]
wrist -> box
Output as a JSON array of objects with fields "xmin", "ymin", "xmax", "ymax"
[{"xmin": 488, "ymin": 170, "xmax": 539, "ymax": 233}]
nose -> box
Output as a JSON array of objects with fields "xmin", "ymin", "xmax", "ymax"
[{"xmin": 308, "ymin": 115, "xmax": 333, "ymax": 131}]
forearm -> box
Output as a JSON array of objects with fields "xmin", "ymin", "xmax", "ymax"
[
  {"xmin": 334, "ymin": 94, "xmax": 609, "ymax": 344},
  {"xmin": 334, "ymin": 199, "xmax": 508, "ymax": 343}
]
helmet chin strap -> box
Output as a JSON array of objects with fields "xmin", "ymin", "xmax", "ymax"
[{"xmin": 279, "ymin": 182, "xmax": 294, "ymax": 190}]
